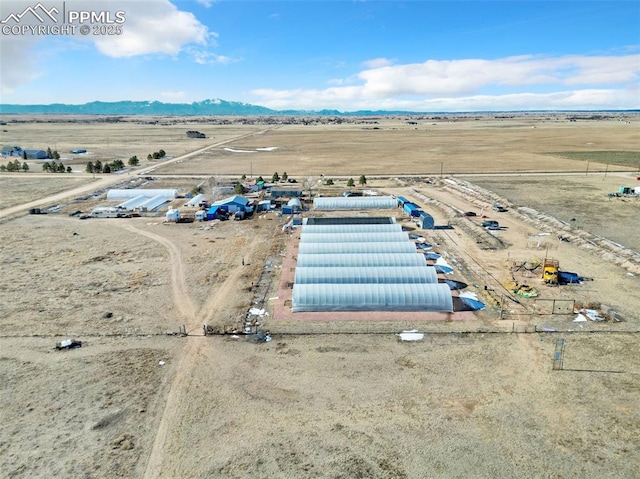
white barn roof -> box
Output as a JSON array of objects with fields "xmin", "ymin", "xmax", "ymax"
[
  {"xmin": 301, "ymin": 224, "xmax": 403, "ymax": 234},
  {"xmin": 107, "ymin": 189, "xmax": 178, "ymax": 200}
]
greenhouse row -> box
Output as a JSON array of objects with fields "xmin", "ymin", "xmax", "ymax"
[{"xmin": 292, "ymin": 218, "xmax": 454, "ymax": 313}]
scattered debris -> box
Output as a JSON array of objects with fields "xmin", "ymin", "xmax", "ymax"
[
  {"xmin": 396, "ymin": 329, "xmax": 424, "ymax": 341},
  {"xmin": 55, "ymin": 339, "xmax": 82, "ymax": 350}
]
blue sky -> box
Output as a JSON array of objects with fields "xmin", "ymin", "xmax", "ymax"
[{"xmin": 1, "ymin": 0, "xmax": 638, "ymax": 111}]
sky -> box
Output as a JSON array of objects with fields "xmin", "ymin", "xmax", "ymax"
[{"xmin": 0, "ymin": 0, "xmax": 639, "ymax": 111}]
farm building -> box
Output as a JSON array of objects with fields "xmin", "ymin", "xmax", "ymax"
[
  {"xmin": 212, "ymin": 195, "xmax": 253, "ymax": 213},
  {"xmin": 183, "ymin": 194, "xmax": 206, "ymax": 207},
  {"xmin": 1, "ymin": 147, "xmax": 48, "ymax": 159},
  {"xmin": 107, "ymin": 189, "xmax": 178, "ymax": 200},
  {"xmin": 292, "ymin": 216, "xmax": 454, "ymax": 313},
  {"xmin": 403, "ymin": 202, "xmax": 422, "ymax": 217},
  {"xmin": 313, "ymin": 196, "xmax": 396, "ymax": 210},
  {"xmin": 417, "ymin": 212, "xmax": 435, "ymax": 229},
  {"xmin": 270, "ymin": 186, "xmax": 303, "ymax": 198}
]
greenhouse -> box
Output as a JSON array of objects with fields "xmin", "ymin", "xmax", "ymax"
[
  {"xmin": 294, "ymin": 266, "xmax": 438, "ymax": 284},
  {"xmin": 298, "ymin": 241, "xmax": 417, "ymax": 255},
  {"xmin": 300, "ymin": 232, "xmax": 410, "ymax": 243},
  {"xmin": 313, "ymin": 196, "xmax": 396, "ymax": 210},
  {"xmin": 292, "ymin": 283, "xmax": 454, "ymax": 312},
  {"xmin": 106, "ymin": 188, "xmax": 179, "ymax": 200},
  {"xmin": 300, "ymin": 224, "xmax": 403, "ymax": 234},
  {"xmin": 305, "ymin": 216, "xmax": 395, "ymax": 225},
  {"xmin": 296, "ymin": 253, "xmax": 426, "ymax": 268}
]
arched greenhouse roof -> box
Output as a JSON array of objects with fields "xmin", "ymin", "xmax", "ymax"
[
  {"xmin": 292, "ymin": 283, "xmax": 453, "ymax": 312},
  {"xmin": 107, "ymin": 189, "xmax": 178, "ymax": 199},
  {"xmin": 301, "ymin": 224, "xmax": 403, "ymax": 234},
  {"xmin": 313, "ymin": 196, "xmax": 396, "ymax": 210},
  {"xmin": 298, "ymin": 241, "xmax": 417, "ymax": 255},
  {"xmin": 294, "ymin": 266, "xmax": 438, "ymax": 284},
  {"xmin": 296, "ymin": 253, "xmax": 426, "ymax": 267},
  {"xmin": 300, "ymin": 232, "xmax": 410, "ymax": 243}
]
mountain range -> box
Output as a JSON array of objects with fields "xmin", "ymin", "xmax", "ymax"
[
  {"xmin": 0, "ymin": 99, "xmax": 413, "ymax": 116},
  {"xmin": 0, "ymin": 99, "xmax": 636, "ymax": 116}
]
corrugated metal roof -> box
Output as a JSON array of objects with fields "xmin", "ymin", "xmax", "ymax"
[
  {"xmin": 300, "ymin": 232, "xmax": 410, "ymax": 243},
  {"xmin": 296, "ymin": 253, "xmax": 426, "ymax": 267},
  {"xmin": 301, "ymin": 224, "xmax": 403, "ymax": 234}
]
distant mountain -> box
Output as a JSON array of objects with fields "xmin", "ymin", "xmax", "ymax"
[
  {"xmin": 0, "ymin": 99, "xmax": 637, "ymax": 116},
  {"xmin": 0, "ymin": 99, "xmax": 278, "ymax": 116}
]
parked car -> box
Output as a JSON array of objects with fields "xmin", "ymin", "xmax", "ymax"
[
  {"xmin": 481, "ymin": 220, "xmax": 500, "ymax": 229},
  {"xmin": 492, "ymin": 204, "xmax": 507, "ymax": 212},
  {"xmin": 462, "ymin": 211, "xmax": 477, "ymax": 217}
]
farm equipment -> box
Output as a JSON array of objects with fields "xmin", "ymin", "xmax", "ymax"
[{"xmin": 542, "ymin": 258, "xmax": 559, "ymax": 285}]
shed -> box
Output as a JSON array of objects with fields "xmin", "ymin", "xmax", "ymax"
[
  {"xmin": 403, "ymin": 202, "xmax": 421, "ymax": 217},
  {"xmin": 206, "ymin": 205, "xmax": 220, "ymax": 220},
  {"xmin": 418, "ymin": 212, "xmax": 435, "ymax": 230}
]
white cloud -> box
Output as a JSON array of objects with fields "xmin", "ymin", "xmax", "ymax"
[
  {"xmin": 196, "ymin": 0, "xmax": 214, "ymax": 7},
  {"xmin": 251, "ymin": 54, "xmax": 640, "ymax": 111},
  {"xmin": 0, "ymin": 37, "xmax": 43, "ymax": 95},
  {"xmin": 91, "ymin": 1, "xmax": 209, "ymax": 58},
  {"xmin": 362, "ymin": 57, "xmax": 393, "ymax": 69}
]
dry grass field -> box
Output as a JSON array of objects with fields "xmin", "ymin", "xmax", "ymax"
[{"xmin": 1, "ymin": 114, "xmax": 639, "ymax": 478}]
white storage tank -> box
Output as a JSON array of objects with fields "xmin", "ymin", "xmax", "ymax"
[{"xmin": 165, "ymin": 209, "xmax": 180, "ymax": 222}]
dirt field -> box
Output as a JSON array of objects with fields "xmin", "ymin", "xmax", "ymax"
[{"xmin": 1, "ymin": 115, "xmax": 639, "ymax": 478}]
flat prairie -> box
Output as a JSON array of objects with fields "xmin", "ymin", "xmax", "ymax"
[{"xmin": 0, "ymin": 114, "xmax": 639, "ymax": 479}]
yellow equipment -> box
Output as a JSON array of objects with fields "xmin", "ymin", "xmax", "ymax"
[{"xmin": 542, "ymin": 259, "xmax": 559, "ymax": 284}]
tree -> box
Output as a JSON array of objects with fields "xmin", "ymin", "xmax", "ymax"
[
  {"xmin": 7, "ymin": 161, "xmax": 17, "ymax": 172},
  {"xmin": 52, "ymin": 150, "xmax": 60, "ymax": 160},
  {"xmin": 359, "ymin": 175, "xmax": 367, "ymax": 185},
  {"xmin": 272, "ymin": 171, "xmax": 280, "ymax": 183},
  {"xmin": 325, "ymin": 178, "xmax": 334, "ymax": 186},
  {"xmin": 86, "ymin": 161, "xmax": 94, "ymax": 173},
  {"xmin": 47, "ymin": 147, "xmax": 53, "ymax": 159},
  {"xmin": 13, "ymin": 159, "xmax": 21, "ymax": 171},
  {"xmin": 158, "ymin": 149, "xmax": 166, "ymax": 158},
  {"xmin": 22, "ymin": 162, "xmax": 29, "ymax": 172},
  {"xmin": 57, "ymin": 162, "xmax": 66, "ymax": 173},
  {"xmin": 128, "ymin": 155, "xmax": 139, "ymax": 166},
  {"xmin": 0, "ymin": 165, "xmax": 6, "ymax": 172},
  {"xmin": 233, "ymin": 183, "xmax": 245, "ymax": 194},
  {"xmin": 152, "ymin": 151, "xmax": 160, "ymax": 159},
  {"xmin": 147, "ymin": 153, "xmax": 153, "ymax": 161},
  {"xmin": 41, "ymin": 162, "xmax": 49, "ymax": 173},
  {"xmin": 103, "ymin": 164, "xmax": 111, "ymax": 173},
  {"xmin": 22, "ymin": 150, "xmax": 27, "ymax": 160},
  {"xmin": 282, "ymin": 171, "xmax": 288, "ymax": 181},
  {"xmin": 347, "ymin": 178, "xmax": 355, "ymax": 187},
  {"xmin": 94, "ymin": 160, "xmax": 103, "ymax": 173},
  {"xmin": 66, "ymin": 166, "xmax": 72, "ymax": 173},
  {"xmin": 241, "ymin": 174, "xmax": 246, "ymax": 180},
  {"xmin": 257, "ymin": 176, "xmax": 264, "ymax": 183}
]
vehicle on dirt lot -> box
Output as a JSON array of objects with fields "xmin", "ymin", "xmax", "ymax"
[
  {"xmin": 492, "ymin": 204, "xmax": 507, "ymax": 212},
  {"xmin": 463, "ymin": 211, "xmax": 477, "ymax": 217}
]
